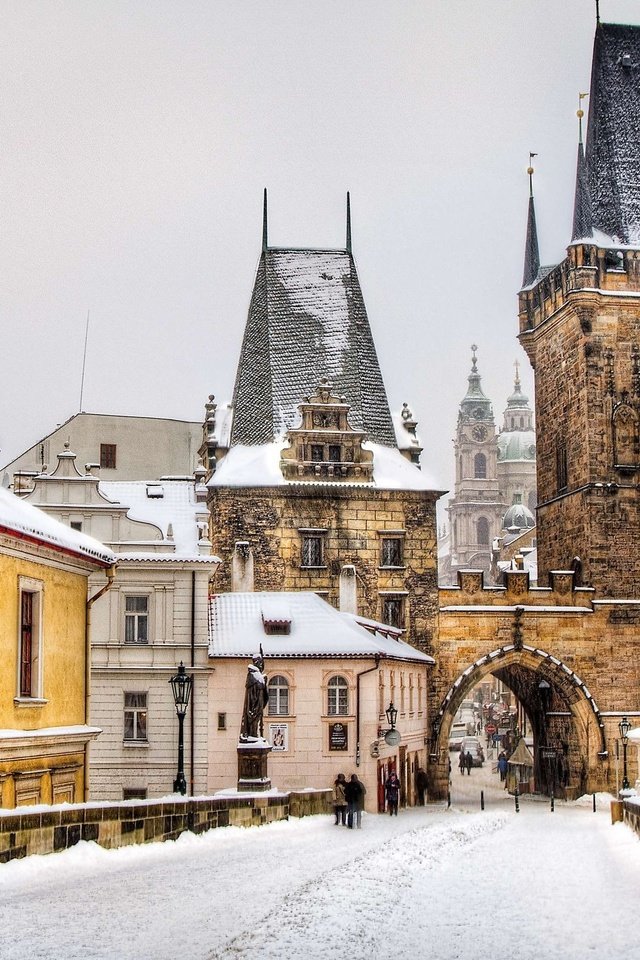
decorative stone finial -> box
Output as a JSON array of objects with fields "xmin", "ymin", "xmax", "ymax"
[{"xmin": 471, "ymin": 344, "xmax": 478, "ymax": 373}]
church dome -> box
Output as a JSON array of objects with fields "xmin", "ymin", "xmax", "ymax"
[
  {"xmin": 502, "ymin": 500, "xmax": 535, "ymax": 531},
  {"xmin": 497, "ymin": 429, "xmax": 536, "ymax": 462}
]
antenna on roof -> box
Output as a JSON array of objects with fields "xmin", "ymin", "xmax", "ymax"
[
  {"xmin": 262, "ymin": 188, "xmax": 268, "ymax": 251},
  {"xmin": 346, "ymin": 191, "xmax": 352, "ymax": 254},
  {"xmin": 79, "ymin": 309, "xmax": 90, "ymax": 412}
]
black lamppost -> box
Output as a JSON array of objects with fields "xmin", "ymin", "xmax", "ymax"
[
  {"xmin": 619, "ymin": 716, "xmax": 631, "ymax": 791},
  {"xmin": 385, "ymin": 702, "xmax": 398, "ymax": 731},
  {"xmin": 169, "ymin": 662, "xmax": 193, "ymax": 795}
]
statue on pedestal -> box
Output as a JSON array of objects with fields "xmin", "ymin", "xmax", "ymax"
[{"xmin": 240, "ymin": 648, "xmax": 269, "ymax": 741}]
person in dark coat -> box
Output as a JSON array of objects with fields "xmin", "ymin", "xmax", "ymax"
[
  {"xmin": 498, "ymin": 751, "xmax": 508, "ymax": 782},
  {"xmin": 465, "ymin": 750, "xmax": 473, "ymax": 775},
  {"xmin": 385, "ymin": 771, "xmax": 401, "ymax": 815},
  {"xmin": 332, "ymin": 773, "xmax": 347, "ymax": 825},
  {"xmin": 459, "ymin": 750, "xmax": 467, "ymax": 775},
  {"xmin": 344, "ymin": 773, "xmax": 364, "ymax": 828}
]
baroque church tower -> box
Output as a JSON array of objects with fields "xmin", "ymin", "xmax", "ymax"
[
  {"xmin": 205, "ymin": 193, "xmax": 443, "ymax": 648},
  {"xmin": 447, "ymin": 346, "xmax": 503, "ymax": 576},
  {"xmin": 519, "ymin": 20, "xmax": 640, "ymax": 597}
]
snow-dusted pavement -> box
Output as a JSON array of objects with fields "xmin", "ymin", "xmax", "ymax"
[{"xmin": 1, "ymin": 768, "xmax": 639, "ymax": 960}]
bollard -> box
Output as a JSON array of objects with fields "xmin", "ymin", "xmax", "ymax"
[
  {"xmin": 481, "ymin": 790, "xmax": 485, "ymax": 811},
  {"xmin": 447, "ymin": 791, "xmax": 451, "ymax": 809},
  {"xmin": 514, "ymin": 787, "xmax": 520, "ymax": 813},
  {"xmin": 550, "ymin": 792, "xmax": 554, "ymax": 813},
  {"xmin": 593, "ymin": 793, "xmax": 596, "ymax": 813}
]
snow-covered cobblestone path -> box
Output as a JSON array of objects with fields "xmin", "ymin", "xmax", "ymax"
[{"xmin": 1, "ymin": 794, "xmax": 638, "ymax": 960}]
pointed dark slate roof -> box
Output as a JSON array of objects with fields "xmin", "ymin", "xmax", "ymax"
[
  {"xmin": 585, "ymin": 22, "xmax": 640, "ymax": 243},
  {"xmin": 522, "ymin": 193, "xmax": 540, "ymax": 288},
  {"xmin": 230, "ymin": 246, "xmax": 396, "ymax": 447},
  {"xmin": 571, "ymin": 137, "xmax": 594, "ymax": 241}
]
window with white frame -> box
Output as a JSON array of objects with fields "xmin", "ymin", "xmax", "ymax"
[
  {"xmin": 125, "ymin": 596, "xmax": 149, "ymax": 644},
  {"xmin": 17, "ymin": 577, "xmax": 43, "ymax": 700},
  {"xmin": 327, "ymin": 675, "xmax": 349, "ymax": 715},
  {"xmin": 268, "ymin": 675, "xmax": 290, "ymax": 716},
  {"xmin": 124, "ymin": 692, "xmax": 148, "ymax": 742}
]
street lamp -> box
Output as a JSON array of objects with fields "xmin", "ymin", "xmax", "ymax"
[
  {"xmin": 169, "ymin": 662, "xmax": 193, "ymax": 795},
  {"xmin": 619, "ymin": 716, "xmax": 631, "ymax": 791},
  {"xmin": 385, "ymin": 701, "xmax": 398, "ymax": 731}
]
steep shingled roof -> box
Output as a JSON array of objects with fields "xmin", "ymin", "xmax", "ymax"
[
  {"xmin": 586, "ymin": 22, "xmax": 640, "ymax": 243},
  {"xmin": 230, "ymin": 248, "xmax": 396, "ymax": 447}
]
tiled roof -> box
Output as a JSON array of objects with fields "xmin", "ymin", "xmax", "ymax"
[
  {"xmin": 586, "ymin": 22, "xmax": 640, "ymax": 243},
  {"xmin": 230, "ymin": 248, "xmax": 396, "ymax": 447},
  {"xmin": 208, "ymin": 591, "xmax": 433, "ymax": 662}
]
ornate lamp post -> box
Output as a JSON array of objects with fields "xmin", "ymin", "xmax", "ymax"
[
  {"xmin": 619, "ymin": 716, "xmax": 631, "ymax": 791},
  {"xmin": 169, "ymin": 662, "xmax": 193, "ymax": 795}
]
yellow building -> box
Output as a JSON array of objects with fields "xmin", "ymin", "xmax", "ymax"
[{"xmin": 0, "ymin": 486, "xmax": 115, "ymax": 807}]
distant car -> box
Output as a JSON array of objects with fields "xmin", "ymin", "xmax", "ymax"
[
  {"xmin": 449, "ymin": 723, "xmax": 466, "ymax": 751},
  {"xmin": 461, "ymin": 737, "xmax": 485, "ymax": 767}
]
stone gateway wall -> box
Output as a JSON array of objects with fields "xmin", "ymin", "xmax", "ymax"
[{"xmin": 0, "ymin": 789, "xmax": 331, "ymax": 863}]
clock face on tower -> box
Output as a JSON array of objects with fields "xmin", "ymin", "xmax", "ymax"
[{"xmin": 472, "ymin": 424, "xmax": 487, "ymax": 442}]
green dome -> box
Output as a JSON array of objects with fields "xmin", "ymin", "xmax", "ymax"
[{"xmin": 497, "ymin": 430, "xmax": 536, "ymax": 462}]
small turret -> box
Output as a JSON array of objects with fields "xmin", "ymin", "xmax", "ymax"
[{"xmin": 571, "ymin": 95, "xmax": 593, "ymax": 242}]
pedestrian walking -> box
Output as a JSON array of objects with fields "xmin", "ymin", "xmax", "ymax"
[
  {"xmin": 465, "ymin": 750, "xmax": 473, "ymax": 775},
  {"xmin": 498, "ymin": 751, "xmax": 508, "ymax": 783},
  {"xmin": 385, "ymin": 771, "xmax": 401, "ymax": 815},
  {"xmin": 344, "ymin": 773, "xmax": 364, "ymax": 828},
  {"xmin": 459, "ymin": 749, "xmax": 467, "ymax": 775},
  {"xmin": 416, "ymin": 767, "xmax": 428, "ymax": 806},
  {"xmin": 332, "ymin": 773, "xmax": 347, "ymax": 825}
]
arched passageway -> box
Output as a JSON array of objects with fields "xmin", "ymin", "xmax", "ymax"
[{"xmin": 428, "ymin": 644, "xmax": 606, "ymax": 801}]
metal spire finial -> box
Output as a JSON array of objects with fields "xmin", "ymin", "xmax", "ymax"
[
  {"xmin": 596, "ymin": 0, "xmax": 600, "ymax": 24},
  {"xmin": 514, "ymin": 358, "xmax": 521, "ymax": 388},
  {"xmin": 346, "ymin": 191, "xmax": 352, "ymax": 254},
  {"xmin": 471, "ymin": 344, "xmax": 478, "ymax": 373},
  {"xmin": 577, "ymin": 92, "xmax": 588, "ymax": 143},
  {"xmin": 527, "ymin": 152, "xmax": 537, "ymax": 198},
  {"xmin": 262, "ymin": 188, "xmax": 268, "ymax": 251}
]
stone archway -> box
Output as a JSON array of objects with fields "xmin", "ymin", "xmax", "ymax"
[{"xmin": 428, "ymin": 644, "xmax": 607, "ymax": 801}]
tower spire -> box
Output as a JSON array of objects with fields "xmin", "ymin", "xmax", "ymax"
[
  {"xmin": 572, "ymin": 94, "xmax": 593, "ymax": 242},
  {"xmin": 522, "ymin": 154, "xmax": 540, "ymax": 288},
  {"xmin": 262, "ymin": 188, "xmax": 268, "ymax": 252},
  {"xmin": 346, "ymin": 191, "xmax": 352, "ymax": 254}
]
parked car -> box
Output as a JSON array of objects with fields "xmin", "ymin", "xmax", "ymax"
[
  {"xmin": 449, "ymin": 723, "xmax": 467, "ymax": 751},
  {"xmin": 461, "ymin": 737, "xmax": 485, "ymax": 767}
]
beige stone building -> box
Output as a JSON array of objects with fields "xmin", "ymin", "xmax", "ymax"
[{"xmin": 208, "ymin": 591, "xmax": 433, "ymax": 811}]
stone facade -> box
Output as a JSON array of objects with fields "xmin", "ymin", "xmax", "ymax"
[{"xmin": 208, "ymin": 484, "xmax": 439, "ymax": 647}]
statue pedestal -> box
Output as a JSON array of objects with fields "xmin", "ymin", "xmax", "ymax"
[{"xmin": 237, "ymin": 739, "xmax": 272, "ymax": 792}]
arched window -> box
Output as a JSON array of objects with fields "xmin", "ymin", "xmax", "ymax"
[
  {"xmin": 474, "ymin": 453, "xmax": 487, "ymax": 478},
  {"xmin": 268, "ymin": 675, "xmax": 289, "ymax": 716},
  {"xmin": 477, "ymin": 516, "xmax": 490, "ymax": 545},
  {"xmin": 327, "ymin": 675, "xmax": 349, "ymax": 715}
]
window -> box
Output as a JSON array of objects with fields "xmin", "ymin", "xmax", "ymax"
[
  {"xmin": 124, "ymin": 692, "xmax": 148, "ymax": 742},
  {"xmin": 217, "ymin": 712, "xmax": 227, "ymax": 731},
  {"xmin": 123, "ymin": 787, "xmax": 147, "ymax": 801},
  {"xmin": 17, "ymin": 578, "xmax": 43, "ymax": 700},
  {"xmin": 556, "ymin": 441, "xmax": 568, "ymax": 493},
  {"xmin": 301, "ymin": 532, "xmax": 326, "ymax": 567},
  {"xmin": 328, "ymin": 444, "xmax": 342, "ymax": 462},
  {"xmin": 125, "ymin": 596, "xmax": 148, "ymax": 644},
  {"xmin": 268, "ymin": 675, "xmax": 290, "ymax": 716},
  {"xmin": 327, "ymin": 675, "xmax": 349, "ymax": 715},
  {"xmin": 100, "ymin": 443, "xmax": 117, "ymax": 469},
  {"xmin": 380, "ymin": 536, "xmax": 404, "ymax": 567},
  {"xmin": 310, "ymin": 444, "xmax": 324, "ymax": 462},
  {"xmin": 70, "ymin": 521, "xmax": 82, "ymax": 532},
  {"xmin": 382, "ymin": 595, "xmax": 405, "ymax": 629},
  {"xmin": 474, "ymin": 453, "xmax": 487, "ymax": 479},
  {"xmin": 477, "ymin": 517, "xmax": 490, "ymax": 545}
]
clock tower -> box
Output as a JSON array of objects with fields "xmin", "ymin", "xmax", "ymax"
[{"xmin": 447, "ymin": 346, "xmax": 505, "ymax": 577}]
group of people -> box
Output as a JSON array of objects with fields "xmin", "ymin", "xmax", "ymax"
[
  {"xmin": 332, "ymin": 773, "xmax": 366, "ymax": 828},
  {"xmin": 333, "ymin": 770, "xmax": 406, "ymax": 825},
  {"xmin": 458, "ymin": 749, "xmax": 473, "ymax": 775}
]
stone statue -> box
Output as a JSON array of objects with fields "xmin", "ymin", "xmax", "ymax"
[{"xmin": 240, "ymin": 650, "xmax": 269, "ymax": 741}]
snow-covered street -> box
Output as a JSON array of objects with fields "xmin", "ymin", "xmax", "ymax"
[{"xmin": 1, "ymin": 765, "xmax": 639, "ymax": 960}]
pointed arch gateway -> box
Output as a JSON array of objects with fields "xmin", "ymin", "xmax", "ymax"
[{"xmin": 429, "ymin": 644, "xmax": 607, "ymax": 800}]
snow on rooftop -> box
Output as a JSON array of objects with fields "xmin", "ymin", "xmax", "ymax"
[
  {"xmin": 0, "ymin": 486, "xmax": 115, "ymax": 566},
  {"xmin": 100, "ymin": 479, "xmax": 209, "ymax": 556},
  {"xmin": 208, "ymin": 442, "xmax": 443, "ymax": 492},
  {"xmin": 209, "ymin": 591, "xmax": 433, "ymax": 662}
]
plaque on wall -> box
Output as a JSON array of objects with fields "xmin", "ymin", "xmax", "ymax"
[
  {"xmin": 329, "ymin": 722, "xmax": 348, "ymax": 751},
  {"xmin": 269, "ymin": 723, "xmax": 289, "ymax": 752}
]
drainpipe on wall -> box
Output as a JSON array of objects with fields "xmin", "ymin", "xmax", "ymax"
[
  {"xmin": 355, "ymin": 654, "xmax": 381, "ymax": 767},
  {"xmin": 190, "ymin": 569, "xmax": 196, "ymax": 795},
  {"xmin": 85, "ymin": 564, "xmax": 117, "ymax": 801}
]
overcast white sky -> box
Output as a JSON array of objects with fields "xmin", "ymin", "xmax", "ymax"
[{"xmin": 3, "ymin": 0, "xmax": 640, "ymax": 503}]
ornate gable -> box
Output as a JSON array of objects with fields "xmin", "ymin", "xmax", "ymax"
[{"xmin": 280, "ymin": 381, "xmax": 374, "ymax": 481}]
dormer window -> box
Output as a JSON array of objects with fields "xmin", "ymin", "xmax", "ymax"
[{"xmin": 261, "ymin": 599, "xmax": 292, "ymax": 634}]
